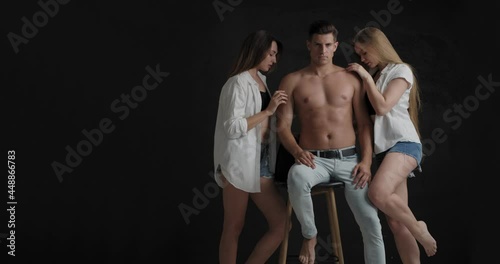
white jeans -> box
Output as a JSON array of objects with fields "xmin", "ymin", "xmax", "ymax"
[{"xmin": 287, "ymin": 152, "xmax": 386, "ymax": 264}]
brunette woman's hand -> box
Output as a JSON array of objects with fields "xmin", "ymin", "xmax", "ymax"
[{"xmin": 266, "ymin": 90, "xmax": 288, "ymax": 114}]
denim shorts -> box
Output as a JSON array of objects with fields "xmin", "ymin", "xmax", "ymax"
[
  {"xmin": 375, "ymin": 141, "xmax": 422, "ymax": 177},
  {"xmin": 260, "ymin": 143, "xmax": 274, "ymax": 178}
]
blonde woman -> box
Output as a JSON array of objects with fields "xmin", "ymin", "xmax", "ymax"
[{"xmin": 347, "ymin": 27, "xmax": 437, "ymax": 263}]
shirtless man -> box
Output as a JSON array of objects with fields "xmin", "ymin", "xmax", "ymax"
[{"xmin": 276, "ymin": 20, "xmax": 385, "ymax": 264}]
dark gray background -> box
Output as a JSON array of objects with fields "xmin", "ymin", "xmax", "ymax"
[{"xmin": 3, "ymin": 0, "xmax": 499, "ymax": 263}]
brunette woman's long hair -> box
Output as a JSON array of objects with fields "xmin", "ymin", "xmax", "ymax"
[{"xmin": 228, "ymin": 30, "xmax": 283, "ymax": 78}]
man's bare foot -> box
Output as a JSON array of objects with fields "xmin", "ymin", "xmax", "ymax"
[
  {"xmin": 416, "ymin": 221, "xmax": 437, "ymax": 256},
  {"xmin": 299, "ymin": 237, "xmax": 316, "ymax": 264}
]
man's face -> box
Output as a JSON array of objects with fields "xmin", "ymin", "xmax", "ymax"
[{"xmin": 307, "ymin": 33, "xmax": 338, "ymax": 65}]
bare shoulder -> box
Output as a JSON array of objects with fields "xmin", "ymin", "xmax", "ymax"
[
  {"xmin": 282, "ymin": 68, "xmax": 306, "ymax": 82},
  {"xmin": 337, "ymin": 66, "xmax": 362, "ymax": 87},
  {"xmin": 278, "ymin": 68, "xmax": 306, "ymax": 91}
]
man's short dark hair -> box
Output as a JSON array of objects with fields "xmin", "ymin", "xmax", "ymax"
[{"xmin": 308, "ymin": 20, "xmax": 338, "ymax": 41}]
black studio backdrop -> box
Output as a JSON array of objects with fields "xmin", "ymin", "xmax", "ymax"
[{"xmin": 2, "ymin": 0, "xmax": 499, "ymax": 263}]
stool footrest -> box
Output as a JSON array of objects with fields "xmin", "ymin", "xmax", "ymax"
[{"xmin": 285, "ymin": 254, "xmax": 339, "ymax": 263}]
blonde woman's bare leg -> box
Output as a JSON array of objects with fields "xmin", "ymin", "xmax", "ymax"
[
  {"xmin": 369, "ymin": 153, "xmax": 437, "ymax": 257},
  {"xmin": 386, "ymin": 179, "xmax": 420, "ymax": 264}
]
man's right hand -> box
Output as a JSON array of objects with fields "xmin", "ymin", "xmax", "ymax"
[{"xmin": 294, "ymin": 150, "xmax": 316, "ymax": 169}]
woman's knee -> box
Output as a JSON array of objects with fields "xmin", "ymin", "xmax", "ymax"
[
  {"xmin": 263, "ymin": 213, "xmax": 287, "ymax": 242},
  {"xmin": 223, "ymin": 218, "xmax": 245, "ymax": 236},
  {"xmin": 368, "ymin": 186, "xmax": 387, "ymax": 209},
  {"xmin": 274, "ymin": 220, "xmax": 287, "ymax": 241}
]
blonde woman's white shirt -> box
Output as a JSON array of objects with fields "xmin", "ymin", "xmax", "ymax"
[
  {"xmin": 213, "ymin": 71, "xmax": 277, "ymax": 193},
  {"xmin": 373, "ymin": 63, "xmax": 421, "ymax": 154}
]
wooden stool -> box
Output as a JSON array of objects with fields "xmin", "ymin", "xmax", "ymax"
[{"xmin": 278, "ymin": 181, "xmax": 345, "ymax": 264}]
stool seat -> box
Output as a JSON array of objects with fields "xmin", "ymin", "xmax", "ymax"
[
  {"xmin": 275, "ymin": 181, "xmax": 344, "ymax": 189},
  {"xmin": 315, "ymin": 181, "xmax": 344, "ymax": 188}
]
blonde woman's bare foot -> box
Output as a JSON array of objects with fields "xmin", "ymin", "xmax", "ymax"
[
  {"xmin": 298, "ymin": 237, "xmax": 316, "ymax": 264},
  {"xmin": 416, "ymin": 221, "xmax": 437, "ymax": 256}
]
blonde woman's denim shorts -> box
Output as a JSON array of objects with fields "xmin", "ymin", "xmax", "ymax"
[{"xmin": 375, "ymin": 141, "xmax": 422, "ymax": 177}]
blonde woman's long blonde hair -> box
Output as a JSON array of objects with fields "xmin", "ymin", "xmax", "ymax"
[{"xmin": 353, "ymin": 27, "xmax": 422, "ymax": 138}]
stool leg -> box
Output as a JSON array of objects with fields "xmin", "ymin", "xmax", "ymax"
[
  {"xmin": 326, "ymin": 189, "xmax": 344, "ymax": 264},
  {"xmin": 279, "ymin": 199, "xmax": 293, "ymax": 264}
]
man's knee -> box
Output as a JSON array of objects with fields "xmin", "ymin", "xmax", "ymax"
[
  {"xmin": 354, "ymin": 205, "xmax": 382, "ymax": 230},
  {"xmin": 360, "ymin": 213, "xmax": 382, "ymax": 232},
  {"xmin": 287, "ymin": 165, "xmax": 308, "ymax": 190}
]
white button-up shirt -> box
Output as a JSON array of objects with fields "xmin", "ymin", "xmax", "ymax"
[
  {"xmin": 373, "ymin": 63, "xmax": 421, "ymax": 154},
  {"xmin": 213, "ymin": 70, "xmax": 277, "ymax": 193}
]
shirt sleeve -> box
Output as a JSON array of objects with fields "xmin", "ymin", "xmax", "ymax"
[
  {"xmin": 220, "ymin": 77, "xmax": 249, "ymax": 139},
  {"xmin": 390, "ymin": 64, "xmax": 414, "ymax": 89}
]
